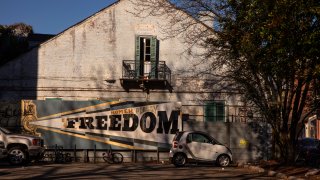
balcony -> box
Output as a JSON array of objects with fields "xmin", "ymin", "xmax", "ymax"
[{"xmin": 120, "ymin": 60, "xmax": 173, "ymax": 93}]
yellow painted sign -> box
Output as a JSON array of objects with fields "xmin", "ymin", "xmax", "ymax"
[{"xmin": 239, "ymin": 138, "xmax": 248, "ymax": 147}]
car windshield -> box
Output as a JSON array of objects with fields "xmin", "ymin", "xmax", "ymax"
[
  {"xmin": 212, "ymin": 138, "xmax": 223, "ymax": 145},
  {"xmin": 0, "ymin": 127, "xmax": 12, "ymax": 134},
  {"xmin": 196, "ymin": 132, "xmax": 223, "ymax": 145}
]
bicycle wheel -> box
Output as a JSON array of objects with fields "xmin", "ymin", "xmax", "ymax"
[
  {"xmin": 112, "ymin": 153, "xmax": 123, "ymax": 164},
  {"xmin": 64, "ymin": 153, "xmax": 72, "ymax": 162},
  {"xmin": 55, "ymin": 152, "xmax": 64, "ymax": 163},
  {"xmin": 103, "ymin": 153, "xmax": 113, "ymax": 163},
  {"xmin": 43, "ymin": 154, "xmax": 53, "ymax": 162}
]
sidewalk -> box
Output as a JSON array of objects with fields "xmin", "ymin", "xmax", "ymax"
[
  {"xmin": 244, "ymin": 160, "xmax": 320, "ymax": 180},
  {"xmin": 0, "ymin": 161, "xmax": 274, "ymax": 180},
  {"xmin": 1, "ymin": 158, "xmax": 319, "ymax": 179}
]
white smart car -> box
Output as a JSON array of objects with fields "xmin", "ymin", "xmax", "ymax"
[{"xmin": 169, "ymin": 131, "xmax": 232, "ymax": 167}]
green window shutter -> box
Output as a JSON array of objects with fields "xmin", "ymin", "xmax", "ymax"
[
  {"xmin": 215, "ymin": 102, "xmax": 225, "ymax": 121},
  {"xmin": 205, "ymin": 102, "xmax": 216, "ymax": 122},
  {"xmin": 205, "ymin": 102, "xmax": 225, "ymax": 122},
  {"xmin": 45, "ymin": 98, "xmax": 63, "ymax": 101},
  {"xmin": 135, "ymin": 36, "xmax": 141, "ymax": 78},
  {"xmin": 150, "ymin": 36, "xmax": 157, "ymax": 78}
]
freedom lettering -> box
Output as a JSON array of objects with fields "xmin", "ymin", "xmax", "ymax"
[{"xmin": 65, "ymin": 110, "xmax": 180, "ymax": 134}]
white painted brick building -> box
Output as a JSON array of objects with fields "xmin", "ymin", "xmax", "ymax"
[{"xmin": 0, "ymin": 0, "xmax": 249, "ymax": 123}]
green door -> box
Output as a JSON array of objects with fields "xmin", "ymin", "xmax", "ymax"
[
  {"xmin": 135, "ymin": 36, "xmax": 158, "ymax": 79},
  {"xmin": 150, "ymin": 36, "xmax": 157, "ymax": 78},
  {"xmin": 135, "ymin": 36, "xmax": 141, "ymax": 78}
]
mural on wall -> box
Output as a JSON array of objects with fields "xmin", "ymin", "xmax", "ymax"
[
  {"xmin": 21, "ymin": 100, "xmax": 182, "ymax": 150},
  {"xmin": 22, "ymin": 100, "xmax": 38, "ymax": 135},
  {"xmin": 0, "ymin": 101, "xmax": 21, "ymax": 129}
]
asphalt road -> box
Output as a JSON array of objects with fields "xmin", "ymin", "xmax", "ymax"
[{"xmin": 0, "ymin": 162, "xmax": 275, "ymax": 180}]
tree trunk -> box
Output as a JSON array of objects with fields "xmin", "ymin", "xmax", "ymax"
[{"xmin": 277, "ymin": 132, "xmax": 297, "ymax": 164}]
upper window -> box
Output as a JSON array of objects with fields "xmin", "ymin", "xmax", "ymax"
[{"xmin": 204, "ymin": 101, "xmax": 225, "ymax": 122}]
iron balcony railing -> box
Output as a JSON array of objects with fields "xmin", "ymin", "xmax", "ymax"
[{"xmin": 122, "ymin": 60, "xmax": 171, "ymax": 83}]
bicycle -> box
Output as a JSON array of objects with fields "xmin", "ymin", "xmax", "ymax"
[
  {"xmin": 42, "ymin": 153, "xmax": 54, "ymax": 162},
  {"xmin": 102, "ymin": 148, "xmax": 123, "ymax": 164},
  {"xmin": 40, "ymin": 146, "xmax": 72, "ymax": 163},
  {"xmin": 55, "ymin": 151, "xmax": 72, "ymax": 163}
]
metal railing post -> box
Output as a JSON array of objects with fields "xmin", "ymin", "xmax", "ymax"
[
  {"xmin": 74, "ymin": 144, "xmax": 77, "ymax": 162},
  {"xmin": 157, "ymin": 149, "xmax": 159, "ymax": 163},
  {"xmin": 132, "ymin": 150, "xmax": 134, "ymax": 163},
  {"xmin": 54, "ymin": 144, "xmax": 58, "ymax": 162},
  {"xmin": 94, "ymin": 145, "xmax": 96, "ymax": 164}
]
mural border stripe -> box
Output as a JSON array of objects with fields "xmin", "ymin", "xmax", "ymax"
[{"xmin": 37, "ymin": 126, "xmax": 143, "ymax": 150}]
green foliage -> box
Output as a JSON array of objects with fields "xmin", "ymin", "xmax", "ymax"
[
  {"xmin": 208, "ymin": 0, "xmax": 320, "ymax": 162},
  {"xmin": 158, "ymin": 0, "xmax": 319, "ymax": 162},
  {"xmin": 0, "ymin": 23, "xmax": 33, "ymax": 66}
]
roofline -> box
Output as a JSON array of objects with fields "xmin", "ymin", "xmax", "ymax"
[
  {"xmin": 165, "ymin": 0, "xmax": 215, "ymax": 33},
  {"xmin": 39, "ymin": 0, "xmax": 120, "ymax": 47},
  {"xmin": 0, "ymin": 1, "xmax": 120, "ymax": 67},
  {"xmin": 1, "ymin": 0, "xmax": 214, "ymax": 67},
  {"xmin": 29, "ymin": 33, "xmax": 55, "ymax": 36},
  {"xmin": 42, "ymin": 0, "xmax": 214, "ymax": 48}
]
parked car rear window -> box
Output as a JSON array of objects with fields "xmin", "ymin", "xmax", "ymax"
[
  {"xmin": 0, "ymin": 127, "xmax": 12, "ymax": 134},
  {"xmin": 173, "ymin": 132, "xmax": 184, "ymax": 141}
]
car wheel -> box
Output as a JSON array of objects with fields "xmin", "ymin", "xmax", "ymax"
[
  {"xmin": 8, "ymin": 146, "xmax": 27, "ymax": 165},
  {"xmin": 173, "ymin": 153, "xmax": 187, "ymax": 167},
  {"xmin": 216, "ymin": 154, "xmax": 230, "ymax": 167}
]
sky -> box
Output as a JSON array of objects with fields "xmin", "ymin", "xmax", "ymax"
[{"xmin": 0, "ymin": 0, "xmax": 117, "ymax": 35}]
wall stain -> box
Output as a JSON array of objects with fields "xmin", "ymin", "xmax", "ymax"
[{"xmin": 70, "ymin": 29, "xmax": 76, "ymax": 55}]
